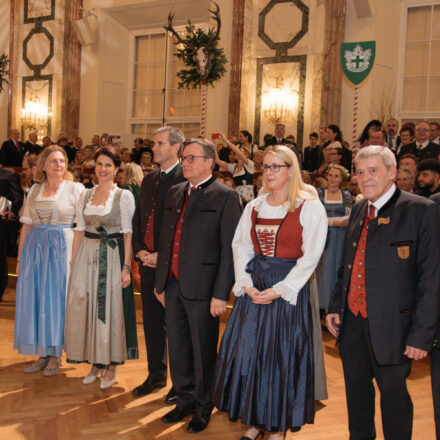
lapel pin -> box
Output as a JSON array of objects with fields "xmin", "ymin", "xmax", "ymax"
[{"xmin": 377, "ymin": 217, "xmax": 390, "ymax": 226}]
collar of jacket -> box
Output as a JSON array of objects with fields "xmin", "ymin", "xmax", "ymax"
[{"xmin": 377, "ymin": 187, "xmax": 401, "ymax": 217}]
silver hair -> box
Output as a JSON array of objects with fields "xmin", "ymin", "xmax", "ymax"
[
  {"xmin": 355, "ymin": 145, "xmax": 396, "ymax": 168},
  {"xmin": 156, "ymin": 126, "xmax": 185, "ymax": 154},
  {"xmin": 397, "ymin": 167, "xmax": 415, "ymax": 180}
]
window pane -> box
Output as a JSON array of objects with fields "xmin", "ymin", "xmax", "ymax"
[
  {"xmin": 430, "ymin": 42, "xmax": 440, "ymax": 76},
  {"xmin": 145, "ymin": 91, "xmax": 164, "ymax": 118},
  {"xmin": 182, "ymin": 122, "xmax": 201, "ymax": 139},
  {"xmin": 428, "ymin": 77, "xmax": 440, "ymax": 111},
  {"xmin": 185, "ymin": 89, "xmax": 201, "ymax": 117},
  {"xmin": 149, "ymin": 34, "xmax": 166, "ymax": 62},
  {"xmin": 131, "ymin": 124, "xmax": 146, "ymax": 136},
  {"xmin": 168, "ymin": 60, "xmax": 184, "ymax": 89},
  {"xmin": 146, "ymin": 123, "xmax": 162, "ymax": 139},
  {"xmin": 405, "ymin": 42, "xmax": 429, "ymax": 76},
  {"xmin": 167, "ymin": 89, "xmax": 185, "ymax": 117},
  {"xmin": 134, "ymin": 64, "xmax": 147, "ymax": 90},
  {"xmin": 136, "ymin": 36, "xmax": 148, "ymax": 63},
  {"xmin": 407, "ymin": 6, "xmax": 431, "ymax": 42},
  {"xmin": 133, "ymin": 91, "xmax": 146, "ymax": 117},
  {"xmin": 149, "ymin": 62, "xmax": 165, "ymax": 90},
  {"xmin": 402, "ymin": 77, "xmax": 427, "ymax": 111}
]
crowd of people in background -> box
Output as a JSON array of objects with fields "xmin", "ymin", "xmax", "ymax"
[{"xmin": 0, "ymin": 117, "xmax": 440, "ymax": 439}]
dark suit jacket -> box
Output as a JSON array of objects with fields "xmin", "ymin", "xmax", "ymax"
[
  {"xmin": 23, "ymin": 142, "xmax": 42, "ymax": 155},
  {"xmin": 155, "ymin": 178, "xmax": 242, "ymax": 302},
  {"xmin": 265, "ymin": 136, "xmax": 288, "ymax": 148},
  {"xmin": 328, "ymin": 188, "xmax": 440, "ymax": 365},
  {"xmin": 0, "ymin": 168, "xmax": 23, "ymax": 216},
  {"xmin": 430, "ymin": 192, "xmax": 440, "ymax": 351},
  {"xmin": 132, "ymin": 167, "xmax": 185, "ymax": 255},
  {"xmin": 398, "ymin": 141, "xmax": 440, "ymax": 161},
  {"xmin": 0, "ymin": 140, "xmax": 24, "ymax": 167},
  {"xmin": 303, "ymin": 145, "xmax": 321, "ymax": 172}
]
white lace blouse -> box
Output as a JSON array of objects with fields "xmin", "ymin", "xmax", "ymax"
[
  {"xmin": 232, "ymin": 190, "xmax": 328, "ymax": 306},
  {"xmin": 75, "ymin": 186, "xmax": 135, "ymax": 233}
]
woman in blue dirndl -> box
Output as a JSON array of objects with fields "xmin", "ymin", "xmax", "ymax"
[
  {"xmin": 14, "ymin": 145, "xmax": 84, "ymax": 376},
  {"xmin": 211, "ymin": 145, "xmax": 327, "ymax": 440},
  {"xmin": 315, "ymin": 164, "xmax": 352, "ymax": 310}
]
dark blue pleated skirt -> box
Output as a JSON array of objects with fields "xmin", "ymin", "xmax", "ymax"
[{"xmin": 211, "ymin": 255, "xmax": 315, "ymax": 433}]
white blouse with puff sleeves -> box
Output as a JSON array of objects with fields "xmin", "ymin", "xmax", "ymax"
[
  {"xmin": 75, "ymin": 186, "xmax": 135, "ymax": 234},
  {"xmin": 232, "ymin": 190, "xmax": 328, "ymax": 306}
]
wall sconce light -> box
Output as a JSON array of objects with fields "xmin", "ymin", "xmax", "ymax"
[
  {"xmin": 21, "ymin": 96, "xmax": 51, "ymax": 131},
  {"xmin": 262, "ymin": 76, "xmax": 298, "ymax": 125}
]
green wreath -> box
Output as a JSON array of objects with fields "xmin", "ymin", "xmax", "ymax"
[
  {"xmin": 172, "ymin": 22, "xmax": 227, "ymax": 89},
  {"xmin": 0, "ymin": 54, "xmax": 9, "ymax": 93}
]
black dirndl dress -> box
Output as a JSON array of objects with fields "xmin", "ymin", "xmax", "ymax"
[{"xmin": 211, "ymin": 254, "xmax": 314, "ymax": 433}]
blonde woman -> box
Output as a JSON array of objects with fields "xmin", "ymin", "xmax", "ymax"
[
  {"xmin": 315, "ymin": 164, "xmax": 353, "ymax": 311},
  {"xmin": 212, "ymin": 146, "xmax": 327, "ymax": 440},
  {"xmin": 121, "ymin": 162, "xmax": 143, "ymax": 203},
  {"xmin": 14, "ymin": 145, "xmax": 84, "ymax": 376}
]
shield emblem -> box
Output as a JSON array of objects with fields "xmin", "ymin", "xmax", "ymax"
[
  {"xmin": 340, "ymin": 41, "xmax": 376, "ymax": 86},
  {"xmin": 397, "ymin": 246, "xmax": 410, "ymax": 260}
]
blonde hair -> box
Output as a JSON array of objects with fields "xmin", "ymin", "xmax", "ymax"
[
  {"xmin": 33, "ymin": 145, "xmax": 73, "ymax": 183},
  {"xmin": 262, "ymin": 145, "xmax": 315, "ymax": 211},
  {"xmin": 122, "ymin": 162, "xmax": 144, "ymax": 187}
]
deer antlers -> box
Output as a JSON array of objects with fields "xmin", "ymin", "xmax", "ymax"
[{"xmin": 164, "ymin": 2, "xmax": 221, "ymax": 51}]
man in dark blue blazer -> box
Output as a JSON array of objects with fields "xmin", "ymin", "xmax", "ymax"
[
  {"xmin": 327, "ymin": 145, "xmax": 440, "ymax": 440},
  {"xmin": 154, "ymin": 138, "xmax": 242, "ymax": 433},
  {"xmin": 0, "ymin": 129, "xmax": 24, "ymax": 167}
]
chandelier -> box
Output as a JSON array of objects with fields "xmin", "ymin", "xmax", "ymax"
[
  {"xmin": 21, "ymin": 96, "xmax": 50, "ymax": 130},
  {"xmin": 262, "ymin": 76, "xmax": 299, "ymax": 125}
]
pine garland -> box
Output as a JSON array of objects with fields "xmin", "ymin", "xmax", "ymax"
[
  {"xmin": 0, "ymin": 54, "xmax": 9, "ymax": 93},
  {"xmin": 172, "ymin": 22, "xmax": 227, "ymax": 89}
]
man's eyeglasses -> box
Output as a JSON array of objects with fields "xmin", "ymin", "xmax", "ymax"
[
  {"xmin": 262, "ymin": 164, "xmax": 290, "ymax": 172},
  {"xmin": 181, "ymin": 155, "xmax": 208, "ymax": 163}
]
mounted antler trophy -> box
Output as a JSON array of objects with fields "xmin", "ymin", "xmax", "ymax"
[{"xmin": 164, "ymin": 2, "xmax": 227, "ymax": 137}]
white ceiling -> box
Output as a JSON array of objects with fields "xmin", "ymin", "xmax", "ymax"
[{"xmin": 104, "ymin": 0, "xmax": 212, "ymax": 30}]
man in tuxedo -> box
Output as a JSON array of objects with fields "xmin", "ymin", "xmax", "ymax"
[
  {"xmin": 265, "ymin": 123, "xmax": 288, "ymax": 147},
  {"xmin": 0, "ymin": 167, "xmax": 23, "ymax": 300},
  {"xmin": 131, "ymin": 126, "xmax": 185, "ymax": 403},
  {"xmin": 429, "ymin": 192, "xmax": 440, "ymax": 440},
  {"xmin": 326, "ymin": 145, "xmax": 440, "ymax": 440},
  {"xmin": 0, "ymin": 128, "xmax": 24, "ymax": 167},
  {"xmin": 398, "ymin": 121, "xmax": 440, "ymax": 161},
  {"xmin": 23, "ymin": 131, "xmax": 41, "ymax": 155},
  {"xmin": 155, "ymin": 138, "xmax": 241, "ymax": 433}
]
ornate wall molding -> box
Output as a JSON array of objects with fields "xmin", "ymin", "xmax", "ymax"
[{"xmin": 227, "ymin": 0, "xmax": 246, "ymax": 137}]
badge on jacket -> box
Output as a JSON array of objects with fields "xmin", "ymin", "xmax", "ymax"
[{"xmin": 397, "ymin": 246, "xmax": 410, "ymax": 259}]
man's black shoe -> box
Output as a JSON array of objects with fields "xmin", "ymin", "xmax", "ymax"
[
  {"xmin": 132, "ymin": 376, "xmax": 167, "ymax": 397},
  {"xmin": 164, "ymin": 387, "xmax": 178, "ymax": 405},
  {"xmin": 187, "ymin": 413, "xmax": 211, "ymax": 433},
  {"xmin": 162, "ymin": 406, "xmax": 195, "ymax": 423}
]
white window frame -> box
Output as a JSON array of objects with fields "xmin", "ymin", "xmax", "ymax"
[
  {"xmin": 396, "ymin": 0, "xmax": 440, "ymax": 123},
  {"xmin": 127, "ymin": 26, "xmax": 205, "ymax": 138}
]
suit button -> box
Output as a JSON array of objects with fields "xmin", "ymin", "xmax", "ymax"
[
  {"xmin": 353, "ymin": 242, "xmax": 357, "ymax": 247},
  {"xmin": 348, "ymin": 264, "xmax": 352, "ymax": 269},
  {"xmin": 177, "ymin": 209, "xmax": 181, "ymax": 213}
]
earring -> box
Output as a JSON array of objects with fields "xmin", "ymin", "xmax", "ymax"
[{"xmin": 114, "ymin": 172, "xmax": 117, "ymax": 176}]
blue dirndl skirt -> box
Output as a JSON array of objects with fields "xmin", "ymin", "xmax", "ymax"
[
  {"xmin": 211, "ymin": 255, "xmax": 315, "ymax": 432},
  {"xmin": 14, "ymin": 224, "xmax": 70, "ymax": 357}
]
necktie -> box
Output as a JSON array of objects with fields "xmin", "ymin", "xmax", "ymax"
[
  {"xmin": 15, "ymin": 140, "xmax": 20, "ymax": 152},
  {"xmin": 160, "ymin": 171, "xmax": 167, "ymax": 179}
]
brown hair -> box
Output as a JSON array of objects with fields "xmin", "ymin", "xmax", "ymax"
[
  {"xmin": 94, "ymin": 146, "xmax": 121, "ymax": 167},
  {"xmin": 33, "ymin": 145, "xmax": 72, "ymax": 183}
]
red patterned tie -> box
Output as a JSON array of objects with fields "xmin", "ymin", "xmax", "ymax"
[{"xmin": 347, "ymin": 204, "xmax": 375, "ymax": 318}]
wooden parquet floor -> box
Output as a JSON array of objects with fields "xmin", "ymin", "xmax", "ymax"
[{"xmin": 0, "ymin": 267, "xmax": 436, "ymax": 439}]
